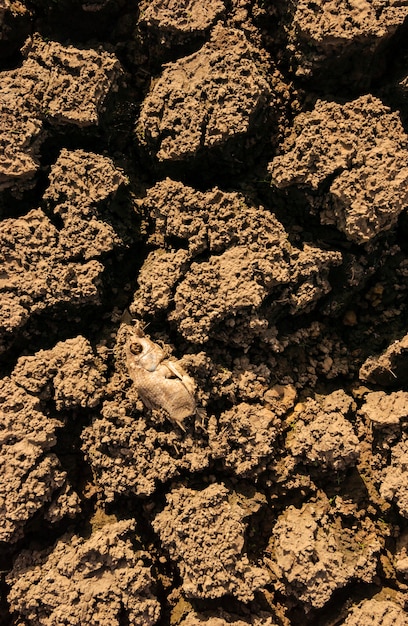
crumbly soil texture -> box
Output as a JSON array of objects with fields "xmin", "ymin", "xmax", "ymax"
[{"xmin": 2, "ymin": 1, "xmax": 408, "ymax": 625}]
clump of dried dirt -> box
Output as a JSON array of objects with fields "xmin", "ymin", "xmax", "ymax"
[
  {"xmin": 0, "ymin": 335, "xmax": 106, "ymax": 543},
  {"xmin": 268, "ymin": 498, "xmax": 382, "ymax": 610},
  {"xmin": 286, "ymin": 390, "xmax": 360, "ymax": 471},
  {"xmin": 137, "ymin": 0, "xmax": 226, "ymax": 49},
  {"xmin": 0, "ymin": 376, "xmax": 75, "ymax": 543},
  {"xmin": 0, "ymin": 34, "xmax": 122, "ymax": 195},
  {"xmin": 268, "ymin": 95, "xmax": 408, "ymax": 243},
  {"xmin": 360, "ymin": 390, "xmax": 408, "ymax": 428},
  {"xmin": 208, "ymin": 403, "xmax": 280, "ymax": 476},
  {"xmin": 130, "ymin": 178, "xmax": 341, "ymax": 346},
  {"xmin": 0, "ymin": 147, "xmax": 132, "ymax": 354},
  {"xmin": 136, "ymin": 23, "xmax": 281, "ymax": 167},
  {"xmin": 279, "ymin": 0, "xmax": 408, "ymax": 89},
  {"xmin": 6, "ymin": 520, "xmax": 161, "ymax": 625},
  {"xmin": 359, "ymin": 332, "xmax": 408, "ymax": 386},
  {"xmin": 380, "ymin": 438, "xmax": 408, "ymax": 517},
  {"xmin": 12, "ymin": 335, "xmax": 106, "ymax": 409},
  {"xmin": 152, "ymin": 483, "xmax": 268, "ymax": 601},
  {"xmin": 342, "ymin": 597, "xmax": 408, "ymax": 626}
]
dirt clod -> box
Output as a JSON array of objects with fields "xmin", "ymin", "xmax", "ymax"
[
  {"xmin": 6, "ymin": 520, "xmax": 161, "ymax": 625},
  {"xmin": 153, "ymin": 483, "xmax": 269, "ymax": 601}
]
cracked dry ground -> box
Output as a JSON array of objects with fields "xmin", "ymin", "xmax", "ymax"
[{"xmin": 2, "ymin": 1, "xmax": 408, "ymax": 625}]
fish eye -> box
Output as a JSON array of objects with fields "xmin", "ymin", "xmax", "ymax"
[{"xmin": 129, "ymin": 342, "xmax": 143, "ymax": 355}]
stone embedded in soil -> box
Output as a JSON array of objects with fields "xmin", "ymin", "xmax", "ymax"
[
  {"xmin": 0, "ymin": 377, "xmax": 73, "ymax": 543},
  {"xmin": 380, "ymin": 438, "xmax": 408, "ymax": 517},
  {"xmin": 268, "ymin": 95, "xmax": 408, "ymax": 243},
  {"xmin": 359, "ymin": 332, "xmax": 408, "ymax": 386},
  {"xmin": 342, "ymin": 598, "xmax": 408, "ymax": 626},
  {"xmin": 269, "ymin": 500, "xmax": 381, "ymax": 609},
  {"xmin": 138, "ymin": 0, "xmax": 225, "ymax": 46},
  {"xmin": 284, "ymin": 0, "xmax": 408, "ymax": 86},
  {"xmin": 152, "ymin": 483, "xmax": 269, "ymax": 601},
  {"xmin": 6, "ymin": 520, "xmax": 161, "ymax": 626},
  {"xmin": 130, "ymin": 178, "xmax": 341, "ymax": 345},
  {"xmin": 286, "ymin": 390, "xmax": 360, "ymax": 471},
  {"xmin": 360, "ymin": 391, "xmax": 408, "ymax": 427},
  {"xmin": 0, "ymin": 34, "xmax": 122, "ymax": 194},
  {"xmin": 136, "ymin": 24, "xmax": 275, "ymax": 162}
]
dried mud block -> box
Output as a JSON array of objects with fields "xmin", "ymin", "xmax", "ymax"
[
  {"xmin": 45, "ymin": 148, "xmax": 126, "ymax": 205},
  {"xmin": 285, "ymin": 0, "xmax": 408, "ymax": 86},
  {"xmin": 209, "ymin": 403, "xmax": 280, "ymax": 476},
  {"xmin": 380, "ymin": 439, "xmax": 408, "ymax": 517},
  {"xmin": 287, "ymin": 391, "xmax": 360, "ymax": 471},
  {"xmin": 153, "ymin": 484, "xmax": 268, "ymax": 601},
  {"xmin": 131, "ymin": 179, "xmax": 341, "ymax": 345},
  {"xmin": 44, "ymin": 149, "xmax": 129, "ymax": 260},
  {"xmin": 359, "ymin": 333, "xmax": 408, "ymax": 386},
  {"xmin": 138, "ymin": 0, "xmax": 225, "ymax": 47},
  {"xmin": 0, "ymin": 149, "xmax": 131, "ymax": 349},
  {"xmin": 179, "ymin": 609, "xmax": 277, "ymax": 626},
  {"xmin": 134, "ymin": 248, "xmax": 190, "ymax": 316},
  {"xmin": 343, "ymin": 598, "xmax": 407, "ymax": 626},
  {"xmin": 360, "ymin": 391, "xmax": 408, "ymax": 428},
  {"xmin": 12, "ymin": 335, "xmax": 106, "ymax": 410},
  {"xmin": 7, "ymin": 520, "xmax": 161, "ymax": 626},
  {"xmin": 269, "ymin": 95, "xmax": 408, "ymax": 243},
  {"xmin": 0, "ymin": 35, "xmax": 122, "ymax": 194},
  {"xmin": 0, "ymin": 208, "xmax": 103, "ymax": 351},
  {"xmin": 20, "ymin": 33, "xmax": 122, "ymax": 126},
  {"xmin": 269, "ymin": 502, "xmax": 381, "ymax": 609},
  {"xmin": 172, "ymin": 245, "xmax": 286, "ymax": 344},
  {"xmin": 136, "ymin": 25, "xmax": 274, "ymax": 162},
  {"xmin": 82, "ymin": 399, "xmax": 210, "ymax": 500},
  {"xmin": 0, "ymin": 88, "xmax": 44, "ymax": 194},
  {"xmin": 0, "ymin": 377, "xmax": 76, "ymax": 543}
]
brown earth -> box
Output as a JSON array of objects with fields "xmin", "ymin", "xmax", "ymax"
[{"xmin": 1, "ymin": 1, "xmax": 408, "ymax": 625}]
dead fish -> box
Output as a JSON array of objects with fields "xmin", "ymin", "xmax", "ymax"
[{"xmin": 125, "ymin": 322, "xmax": 196, "ymax": 431}]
